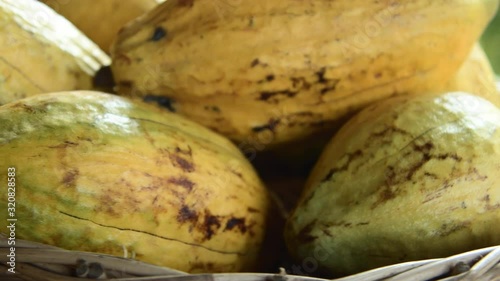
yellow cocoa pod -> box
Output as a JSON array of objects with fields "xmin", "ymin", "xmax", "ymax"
[
  {"xmin": 285, "ymin": 92, "xmax": 500, "ymax": 277},
  {"xmin": 111, "ymin": 0, "xmax": 498, "ymax": 147},
  {"xmin": 0, "ymin": 0, "xmax": 110, "ymax": 105},
  {"xmin": 438, "ymin": 43, "xmax": 500, "ymax": 105},
  {"xmin": 41, "ymin": 0, "xmax": 158, "ymax": 53},
  {"xmin": 0, "ymin": 91, "xmax": 269, "ymax": 273},
  {"xmin": 250, "ymin": 42, "xmax": 500, "ymax": 177}
]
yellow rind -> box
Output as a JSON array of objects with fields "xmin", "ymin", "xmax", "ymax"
[
  {"xmin": 0, "ymin": 91, "xmax": 269, "ymax": 273},
  {"xmin": 41, "ymin": 0, "xmax": 158, "ymax": 53},
  {"xmin": 111, "ymin": 0, "xmax": 499, "ymax": 147},
  {"xmin": 438, "ymin": 43, "xmax": 500, "ymax": 106},
  {"xmin": 0, "ymin": 0, "xmax": 110, "ymax": 105}
]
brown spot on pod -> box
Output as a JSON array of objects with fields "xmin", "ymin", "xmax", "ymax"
[
  {"xmin": 265, "ymin": 74, "xmax": 275, "ymax": 81},
  {"xmin": 423, "ymin": 172, "xmax": 438, "ymax": 179},
  {"xmin": 177, "ymin": 205, "xmax": 198, "ymax": 223},
  {"xmin": 320, "ymin": 79, "xmax": 340, "ymax": 95},
  {"xmin": 248, "ymin": 16, "xmax": 254, "ymax": 27},
  {"xmin": 247, "ymin": 207, "xmax": 260, "ymax": 213},
  {"xmin": 13, "ymin": 102, "xmax": 47, "ymax": 114},
  {"xmin": 95, "ymin": 192, "xmax": 120, "ymax": 217},
  {"xmin": 481, "ymin": 194, "xmax": 500, "ymax": 211},
  {"xmin": 201, "ymin": 210, "xmax": 221, "ymax": 240},
  {"xmin": 258, "ymin": 90, "xmax": 297, "ymax": 102},
  {"xmin": 372, "ymin": 186, "xmax": 398, "ymax": 209},
  {"xmin": 436, "ymin": 221, "xmax": 471, "ymax": 237},
  {"xmin": 168, "ymin": 176, "xmax": 195, "ymax": 192},
  {"xmin": 224, "ymin": 217, "xmax": 247, "ymax": 233},
  {"xmin": 169, "ymin": 153, "xmax": 195, "ymax": 172},
  {"xmin": 62, "ymin": 169, "xmax": 79, "ymax": 187},
  {"xmin": 175, "ymin": 146, "xmax": 192, "ymax": 156},
  {"xmin": 316, "ymin": 67, "xmax": 327, "ymax": 83},
  {"xmin": 405, "ymin": 142, "xmax": 434, "ymax": 181},
  {"xmin": 290, "ymin": 77, "xmax": 311, "ymax": 90},
  {"xmin": 370, "ymin": 126, "xmax": 411, "ymax": 139},
  {"xmin": 203, "ymin": 105, "xmax": 221, "ymax": 113},
  {"xmin": 251, "ymin": 58, "xmax": 260, "ymax": 67},
  {"xmin": 321, "ymin": 150, "xmax": 363, "ymax": 182}
]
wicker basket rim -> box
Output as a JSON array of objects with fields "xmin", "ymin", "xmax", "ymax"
[{"xmin": 1, "ymin": 235, "xmax": 499, "ymax": 281}]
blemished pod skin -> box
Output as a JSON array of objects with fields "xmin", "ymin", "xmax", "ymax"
[
  {"xmin": 285, "ymin": 92, "xmax": 500, "ymax": 277},
  {"xmin": 0, "ymin": 91, "xmax": 270, "ymax": 273},
  {"xmin": 110, "ymin": 0, "xmax": 498, "ymax": 147}
]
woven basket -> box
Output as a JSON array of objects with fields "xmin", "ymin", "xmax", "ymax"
[{"xmin": 1, "ymin": 235, "xmax": 498, "ymax": 281}]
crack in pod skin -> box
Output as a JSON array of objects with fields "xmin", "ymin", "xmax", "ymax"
[
  {"xmin": 0, "ymin": 91, "xmax": 270, "ymax": 273},
  {"xmin": 284, "ymin": 92, "xmax": 500, "ymax": 277},
  {"xmin": 110, "ymin": 0, "xmax": 499, "ymax": 147}
]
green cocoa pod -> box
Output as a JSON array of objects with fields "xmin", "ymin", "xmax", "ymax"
[{"xmin": 285, "ymin": 92, "xmax": 500, "ymax": 277}]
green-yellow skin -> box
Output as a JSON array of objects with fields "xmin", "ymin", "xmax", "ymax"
[
  {"xmin": 0, "ymin": 91, "xmax": 269, "ymax": 273},
  {"xmin": 111, "ymin": 0, "xmax": 498, "ymax": 147},
  {"xmin": 285, "ymin": 92, "xmax": 500, "ymax": 277},
  {"xmin": 0, "ymin": 0, "xmax": 110, "ymax": 105}
]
